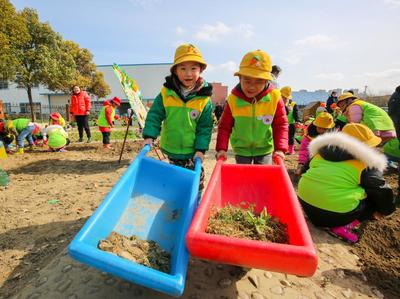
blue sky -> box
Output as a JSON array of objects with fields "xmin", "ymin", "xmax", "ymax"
[{"xmin": 11, "ymin": 0, "xmax": 400, "ymax": 94}]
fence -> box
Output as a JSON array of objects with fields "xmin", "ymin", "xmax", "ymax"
[{"xmin": 2, "ymin": 102, "xmax": 105, "ymax": 122}]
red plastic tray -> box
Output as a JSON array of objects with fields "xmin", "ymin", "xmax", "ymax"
[{"xmin": 186, "ymin": 157, "xmax": 318, "ymax": 276}]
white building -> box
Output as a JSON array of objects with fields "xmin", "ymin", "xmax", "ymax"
[{"xmin": 0, "ymin": 63, "xmax": 172, "ymax": 116}]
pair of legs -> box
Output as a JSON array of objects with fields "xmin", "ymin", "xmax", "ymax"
[
  {"xmin": 235, "ymin": 154, "xmax": 272, "ymax": 165},
  {"xmin": 288, "ymin": 124, "xmax": 296, "ymax": 154},
  {"xmin": 75, "ymin": 115, "xmax": 91, "ymax": 141},
  {"xmin": 298, "ymin": 198, "xmax": 375, "ymax": 228},
  {"xmin": 101, "ymin": 132, "xmax": 112, "ymax": 148},
  {"xmin": 168, "ymin": 158, "xmax": 205, "ymax": 192},
  {"xmin": 17, "ymin": 125, "xmax": 35, "ymax": 148}
]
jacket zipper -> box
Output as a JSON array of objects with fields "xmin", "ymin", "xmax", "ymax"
[{"xmin": 251, "ymin": 97, "xmax": 256, "ymax": 156}]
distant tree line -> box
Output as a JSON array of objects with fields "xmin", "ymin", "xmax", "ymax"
[{"xmin": 0, "ymin": 0, "xmax": 110, "ymax": 120}]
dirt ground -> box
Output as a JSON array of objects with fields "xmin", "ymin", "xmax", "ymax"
[{"xmin": 0, "ymin": 137, "xmax": 399, "ymax": 299}]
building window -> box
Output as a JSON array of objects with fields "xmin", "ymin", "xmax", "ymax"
[
  {"xmin": 20, "ymin": 102, "xmax": 42, "ymax": 114},
  {"xmin": 0, "ymin": 81, "xmax": 8, "ymax": 89},
  {"xmin": 2, "ymin": 103, "xmax": 12, "ymax": 113}
]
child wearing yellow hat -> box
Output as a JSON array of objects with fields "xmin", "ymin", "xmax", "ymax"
[
  {"xmin": 143, "ymin": 44, "xmax": 213, "ymax": 189},
  {"xmin": 337, "ymin": 92, "xmax": 395, "ymax": 142},
  {"xmin": 298, "ymin": 123, "xmax": 395, "ymax": 243},
  {"xmin": 281, "ymin": 86, "xmax": 300, "ymax": 155},
  {"xmin": 216, "ymin": 50, "xmax": 288, "ymax": 164},
  {"xmin": 296, "ymin": 112, "xmax": 335, "ymax": 175}
]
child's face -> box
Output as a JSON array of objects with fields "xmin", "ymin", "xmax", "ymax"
[
  {"xmin": 316, "ymin": 126, "xmax": 328, "ymax": 134},
  {"xmin": 73, "ymin": 86, "xmax": 81, "ymax": 94},
  {"xmin": 337, "ymin": 100, "xmax": 347, "ymax": 111},
  {"xmin": 175, "ymin": 62, "xmax": 202, "ymax": 88},
  {"xmin": 240, "ymin": 76, "xmax": 268, "ymax": 98}
]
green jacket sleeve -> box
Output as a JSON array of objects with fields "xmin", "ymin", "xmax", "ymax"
[
  {"xmin": 194, "ymin": 100, "xmax": 214, "ymax": 151},
  {"xmin": 143, "ymin": 93, "xmax": 166, "ymax": 139}
]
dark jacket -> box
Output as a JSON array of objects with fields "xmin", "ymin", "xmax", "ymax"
[
  {"xmin": 388, "ymin": 86, "xmax": 400, "ymax": 120},
  {"xmin": 326, "ymin": 95, "xmax": 338, "ymax": 114},
  {"xmin": 303, "ymin": 132, "xmax": 395, "ymax": 216},
  {"xmin": 285, "ymin": 99, "xmax": 300, "ymax": 123}
]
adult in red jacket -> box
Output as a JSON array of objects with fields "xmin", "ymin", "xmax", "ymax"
[{"xmin": 70, "ymin": 85, "xmax": 92, "ymax": 142}]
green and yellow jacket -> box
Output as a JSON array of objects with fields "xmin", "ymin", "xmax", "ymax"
[
  {"xmin": 347, "ymin": 100, "xmax": 394, "ymax": 131},
  {"xmin": 298, "ymin": 132, "xmax": 394, "ymax": 215},
  {"xmin": 143, "ymin": 75, "xmax": 213, "ymax": 160}
]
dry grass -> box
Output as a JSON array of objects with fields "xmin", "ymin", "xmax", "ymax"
[{"xmin": 206, "ymin": 203, "xmax": 288, "ymax": 244}]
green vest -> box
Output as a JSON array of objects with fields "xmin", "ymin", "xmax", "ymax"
[
  {"xmin": 286, "ymin": 101, "xmax": 296, "ymax": 124},
  {"xmin": 228, "ymin": 89, "xmax": 281, "ymax": 156},
  {"xmin": 298, "ymin": 154, "xmax": 367, "ymax": 213},
  {"xmin": 384, "ymin": 138, "xmax": 400, "ymax": 158},
  {"xmin": 12, "ymin": 118, "xmax": 30, "ymax": 133},
  {"xmin": 48, "ymin": 129, "xmax": 67, "ymax": 148},
  {"xmin": 159, "ymin": 87, "xmax": 210, "ymax": 155},
  {"xmin": 350, "ymin": 100, "xmax": 394, "ymax": 131},
  {"xmin": 98, "ymin": 104, "xmax": 115, "ymax": 127}
]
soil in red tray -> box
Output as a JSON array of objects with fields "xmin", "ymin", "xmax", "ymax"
[
  {"xmin": 98, "ymin": 231, "xmax": 170, "ymax": 273},
  {"xmin": 206, "ymin": 203, "xmax": 288, "ymax": 244}
]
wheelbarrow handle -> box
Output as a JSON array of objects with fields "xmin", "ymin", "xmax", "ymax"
[
  {"xmin": 273, "ymin": 155, "xmax": 284, "ymax": 166},
  {"xmin": 137, "ymin": 144, "xmax": 151, "ymax": 159},
  {"xmin": 194, "ymin": 157, "xmax": 202, "ymax": 175}
]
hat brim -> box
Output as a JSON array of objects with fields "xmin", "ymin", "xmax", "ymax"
[
  {"xmin": 234, "ymin": 68, "xmax": 272, "ymax": 81},
  {"xmin": 337, "ymin": 95, "xmax": 356, "ymax": 103},
  {"xmin": 365, "ymin": 135, "xmax": 382, "ymax": 147},
  {"xmin": 171, "ymin": 55, "xmax": 207, "ymax": 72},
  {"xmin": 313, "ymin": 120, "xmax": 335, "ymax": 129}
]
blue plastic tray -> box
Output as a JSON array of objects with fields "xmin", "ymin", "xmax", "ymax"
[{"xmin": 68, "ymin": 145, "xmax": 201, "ymax": 296}]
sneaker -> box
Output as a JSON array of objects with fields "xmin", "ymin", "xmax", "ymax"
[
  {"xmin": 78, "ymin": 138, "xmax": 83, "ymax": 142},
  {"xmin": 103, "ymin": 144, "xmax": 112, "ymax": 149},
  {"xmin": 86, "ymin": 137, "xmax": 91, "ymax": 143},
  {"xmin": 329, "ymin": 225, "xmax": 359, "ymax": 243},
  {"xmin": 15, "ymin": 148, "xmax": 24, "ymax": 155}
]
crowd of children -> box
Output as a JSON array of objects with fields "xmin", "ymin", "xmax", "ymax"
[
  {"xmin": 0, "ymin": 92, "xmax": 123, "ymax": 153},
  {"xmin": 1, "ymin": 43, "xmax": 397, "ymax": 244}
]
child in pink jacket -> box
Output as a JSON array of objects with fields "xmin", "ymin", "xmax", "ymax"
[{"xmin": 296, "ymin": 112, "xmax": 335, "ymax": 175}]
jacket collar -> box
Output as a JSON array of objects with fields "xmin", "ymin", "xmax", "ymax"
[
  {"xmin": 231, "ymin": 83, "xmax": 274, "ymax": 103},
  {"xmin": 163, "ymin": 74, "xmax": 212, "ymax": 101}
]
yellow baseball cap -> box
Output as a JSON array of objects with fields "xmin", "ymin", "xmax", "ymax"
[
  {"xmin": 313, "ymin": 112, "xmax": 335, "ymax": 129},
  {"xmin": 342, "ymin": 123, "xmax": 381, "ymax": 147},
  {"xmin": 280, "ymin": 86, "xmax": 292, "ymax": 99},
  {"xmin": 337, "ymin": 92, "xmax": 357, "ymax": 103},
  {"xmin": 171, "ymin": 44, "xmax": 207, "ymax": 71},
  {"xmin": 234, "ymin": 50, "xmax": 272, "ymax": 80}
]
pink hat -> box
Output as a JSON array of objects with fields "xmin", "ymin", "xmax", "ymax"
[{"xmin": 50, "ymin": 112, "xmax": 60, "ymax": 120}]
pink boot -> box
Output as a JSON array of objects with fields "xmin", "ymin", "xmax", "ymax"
[
  {"xmin": 329, "ymin": 225, "xmax": 359, "ymax": 243},
  {"xmin": 288, "ymin": 144, "xmax": 295, "ymax": 155},
  {"xmin": 347, "ymin": 219, "xmax": 361, "ymax": 230}
]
